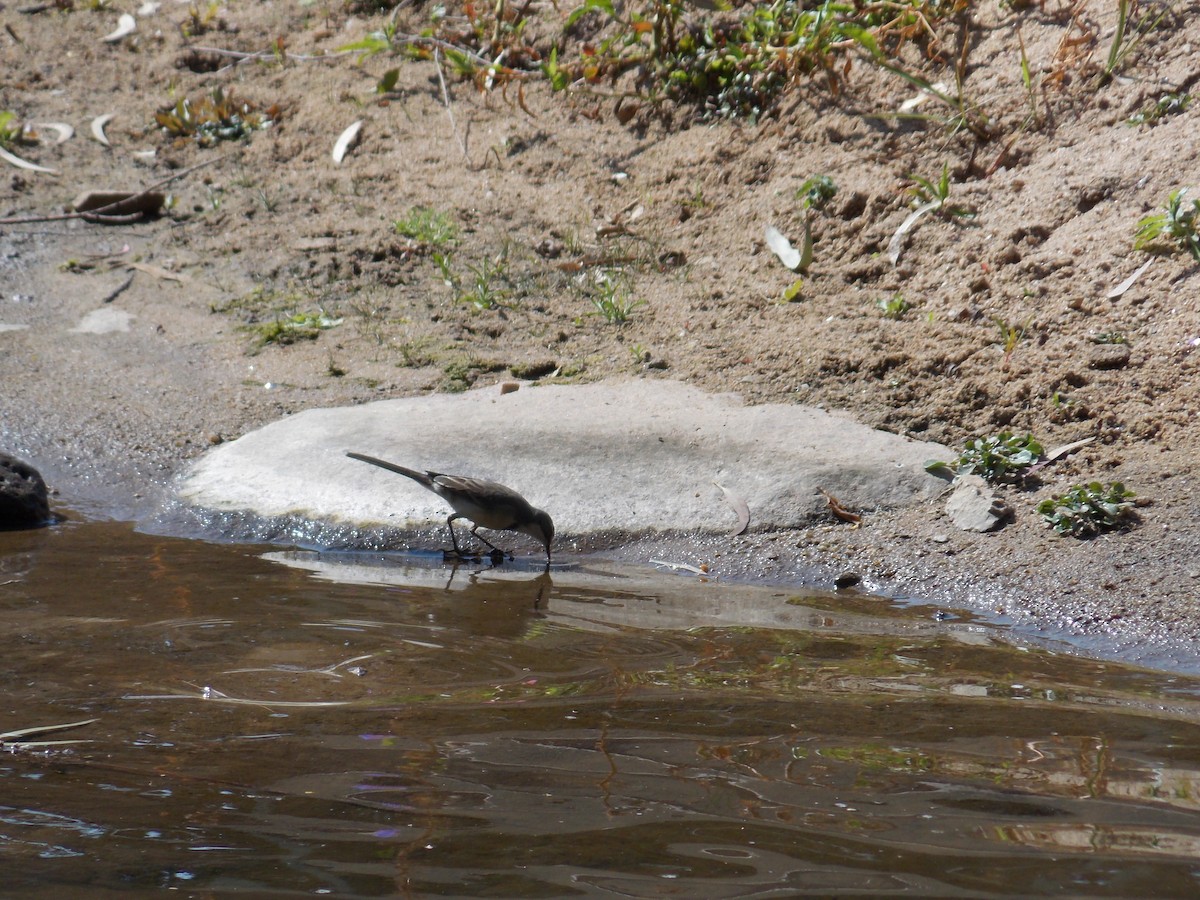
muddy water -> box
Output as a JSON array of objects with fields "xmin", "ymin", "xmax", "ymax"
[{"xmin": 4, "ymin": 519, "xmax": 1200, "ymax": 897}]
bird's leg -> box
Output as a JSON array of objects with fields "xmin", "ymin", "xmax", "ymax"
[
  {"xmin": 469, "ymin": 524, "xmax": 512, "ymax": 559},
  {"xmin": 446, "ymin": 514, "xmax": 468, "ymax": 558}
]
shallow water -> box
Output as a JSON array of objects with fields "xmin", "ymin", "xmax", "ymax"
[{"xmin": 4, "ymin": 518, "xmax": 1200, "ymax": 897}]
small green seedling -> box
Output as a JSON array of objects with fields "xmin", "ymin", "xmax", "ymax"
[
  {"xmin": 338, "ymin": 23, "xmax": 397, "ymax": 64},
  {"xmin": 1134, "ymin": 188, "xmax": 1200, "ymax": 262},
  {"xmin": 256, "ymin": 312, "xmax": 342, "ymax": 346},
  {"xmin": 1101, "ymin": 0, "xmax": 1169, "ymax": 85},
  {"xmin": 888, "ymin": 162, "xmax": 975, "ymax": 264},
  {"xmin": 1127, "ymin": 92, "xmax": 1191, "ymax": 126},
  {"xmin": 877, "ymin": 294, "xmax": 911, "ymax": 319},
  {"xmin": 589, "ymin": 273, "xmax": 644, "ymax": 324},
  {"xmin": 995, "ymin": 316, "xmax": 1030, "ymax": 369},
  {"xmin": 1037, "ymin": 482, "xmax": 1136, "ymax": 537},
  {"xmin": 394, "ymin": 206, "xmax": 458, "ymax": 246},
  {"xmin": 458, "ymin": 256, "xmax": 511, "ymax": 310},
  {"xmin": 927, "ymin": 432, "xmax": 1043, "ymax": 484},
  {"xmin": 0, "ymin": 110, "xmax": 27, "ymax": 149},
  {"xmin": 377, "ymin": 68, "xmax": 401, "ymax": 94},
  {"xmin": 907, "ymin": 163, "xmax": 975, "ymax": 221},
  {"xmin": 542, "ymin": 47, "xmax": 570, "ymax": 92},
  {"xmin": 797, "ymin": 175, "xmax": 838, "ymax": 211}
]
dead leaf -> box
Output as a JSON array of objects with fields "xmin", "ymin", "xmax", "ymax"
[
  {"xmin": 332, "ymin": 120, "xmax": 363, "ymax": 164},
  {"xmin": 1106, "ymin": 259, "xmax": 1153, "ymax": 299},
  {"xmin": 1028, "ymin": 436, "xmax": 1095, "ymax": 474},
  {"xmin": 713, "ymin": 481, "xmax": 750, "ymax": 536},
  {"xmin": 819, "ymin": 488, "xmax": 862, "ymax": 527}
]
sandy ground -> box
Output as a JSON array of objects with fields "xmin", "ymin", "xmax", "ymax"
[{"xmin": 1, "ymin": 2, "xmax": 1199, "ymax": 663}]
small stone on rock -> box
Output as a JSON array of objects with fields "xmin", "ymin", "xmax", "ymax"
[{"xmin": 946, "ymin": 475, "xmax": 1010, "ymax": 533}]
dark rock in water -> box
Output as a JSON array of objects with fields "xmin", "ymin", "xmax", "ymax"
[
  {"xmin": 834, "ymin": 571, "xmax": 862, "ymax": 590},
  {"xmin": 0, "ymin": 453, "xmax": 51, "ymax": 529}
]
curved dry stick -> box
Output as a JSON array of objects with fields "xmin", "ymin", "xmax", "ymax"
[{"xmin": 0, "ymin": 154, "xmax": 229, "ymax": 226}]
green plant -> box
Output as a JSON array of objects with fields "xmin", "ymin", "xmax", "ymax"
[
  {"xmin": 155, "ymin": 88, "xmax": 277, "ymax": 146},
  {"xmin": 907, "ymin": 163, "xmax": 974, "ymax": 221},
  {"xmin": 394, "ymin": 206, "xmax": 458, "ymax": 246},
  {"xmin": 561, "ymin": 0, "xmax": 964, "ymax": 123},
  {"xmin": 876, "ymin": 294, "xmax": 911, "ymax": 319},
  {"xmin": 588, "ymin": 272, "xmax": 645, "ymax": 324},
  {"xmin": 888, "ymin": 161, "xmax": 976, "ymax": 264},
  {"xmin": 780, "ymin": 278, "xmax": 804, "ymax": 303},
  {"xmin": 863, "ymin": 37, "xmax": 994, "ymax": 142},
  {"xmin": 255, "ymin": 311, "xmax": 343, "ymax": 346},
  {"xmin": 994, "ymin": 316, "xmax": 1031, "ymax": 369},
  {"xmin": 181, "ymin": 1, "xmax": 222, "ymax": 38},
  {"xmin": 377, "ymin": 67, "xmax": 401, "ymax": 94},
  {"xmin": 1015, "ymin": 26, "xmax": 1042, "ymax": 127},
  {"xmin": 1127, "ymin": 92, "xmax": 1191, "ymax": 126},
  {"xmin": 1135, "ymin": 188, "xmax": 1200, "ymax": 262},
  {"xmin": 1037, "ymin": 482, "xmax": 1137, "ymax": 537},
  {"xmin": 441, "ymin": 358, "xmax": 474, "ymax": 393},
  {"xmin": 797, "ymin": 174, "xmax": 838, "ymax": 210},
  {"xmin": 341, "ymin": 2, "xmax": 532, "ymax": 93},
  {"xmin": 542, "ymin": 47, "xmax": 570, "ymax": 92},
  {"xmin": 431, "ymin": 251, "xmax": 511, "ymax": 309},
  {"xmin": 458, "ymin": 256, "xmax": 511, "ymax": 310},
  {"xmin": 0, "ymin": 111, "xmax": 27, "ymax": 149},
  {"xmin": 339, "ymin": 19, "xmax": 400, "ymax": 63},
  {"xmin": 1100, "ymin": 0, "xmax": 1169, "ymax": 85},
  {"xmin": 928, "ymin": 432, "xmax": 1043, "ymax": 484}
]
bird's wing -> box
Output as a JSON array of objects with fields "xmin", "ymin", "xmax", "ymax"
[
  {"xmin": 430, "ymin": 474, "xmax": 528, "ymax": 503},
  {"xmin": 429, "ymin": 474, "xmax": 537, "ymax": 529}
]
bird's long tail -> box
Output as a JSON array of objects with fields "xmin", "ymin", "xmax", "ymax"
[{"xmin": 346, "ymin": 452, "xmax": 434, "ymax": 489}]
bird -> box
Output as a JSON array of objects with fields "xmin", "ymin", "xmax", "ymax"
[{"xmin": 346, "ymin": 452, "xmax": 554, "ymax": 562}]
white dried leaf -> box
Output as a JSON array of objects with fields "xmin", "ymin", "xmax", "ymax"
[
  {"xmin": 1106, "ymin": 258, "xmax": 1153, "ymax": 299},
  {"xmin": 713, "ymin": 481, "xmax": 751, "ymax": 536},
  {"xmin": 332, "ymin": 120, "xmax": 363, "ymax": 164},
  {"xmin": 101, "ymin": 13, "xmax": 137, "ymax": 43},
  {"xmin": 91, "ymin": 114, "xmax": 115, "ymax": 146},
  {"xmin": 899, "ymin": 81, "xmax": 951, "ymax": 114},
  {"xmin": 34, "ymin": 122, "xmax": 74, "ymax": 144},
  {"xmin": 765, "ymin": 225, "xmax": 801, "ymax": 270},
  {"xmin": 0, "ymin": 145, "xmax": 58, "ymax": 175},
  {"xmin": 887, "ymin": 199, "xmax": 940, "ymax": 266}
]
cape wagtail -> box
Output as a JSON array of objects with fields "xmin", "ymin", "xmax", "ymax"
[{"xmin": 346, "ymin": 452, "xmax": 555, "ymax": 561}]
